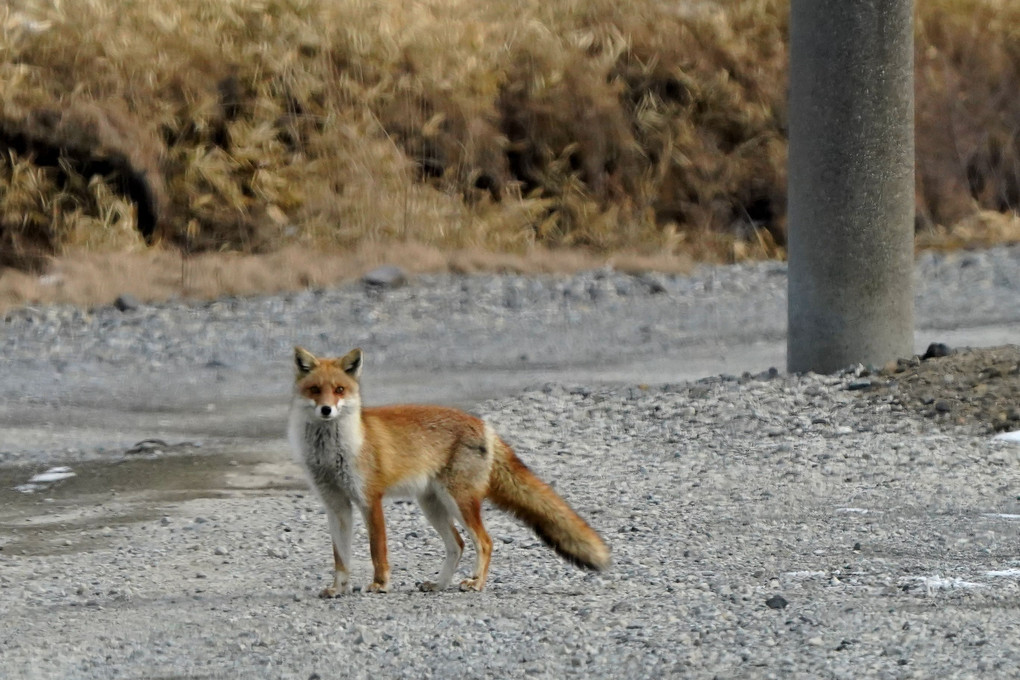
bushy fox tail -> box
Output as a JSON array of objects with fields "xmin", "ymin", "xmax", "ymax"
[{"xmin": 486, "ymin": 435, "xmax": 610, "ymax": 571}]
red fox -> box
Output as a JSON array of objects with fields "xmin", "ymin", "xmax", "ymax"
[{"xmin": 287, "ymin": 347, "xmax": 610, "ymax": 596}]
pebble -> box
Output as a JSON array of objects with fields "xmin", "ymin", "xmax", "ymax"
[
  {"xmin": 362, "ymin": 265, "xmax": 406, "ymax": 289},
  {"xmin": 113, "ymin": 294, "xmax": 141, "ymax": 312}
]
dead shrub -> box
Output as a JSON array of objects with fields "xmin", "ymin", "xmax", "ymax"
[
  {"xmin": 0, "ymin": 0, "xmax": 1018, "ymax": 273},
  {"xmin": 0, "ymin": 102, "xmax": 166, "ymax": 243},
  {"xmin": 915, "ymin": 0, "xmax": 1020, "ymax": 229}
]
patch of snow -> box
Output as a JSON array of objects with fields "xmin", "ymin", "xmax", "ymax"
[
  {"xmin": 904, "ymin": 575, "xmax": 985, "ymax": 594},
  {"xmin": 782, "ymin": 570, "xmax": 828, "ymax": 580},
  {"xmin": 27, "ymin": 466, "xmax": 75, "ymax": 484}
]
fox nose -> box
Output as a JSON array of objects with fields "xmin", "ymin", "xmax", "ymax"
[{"xmin": 319, "ymin": 405, "xmax": 334, "ymax": 418}]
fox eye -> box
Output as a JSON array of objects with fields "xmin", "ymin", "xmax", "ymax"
[
  {"xmin": 334, "ymin": 386, "xmax": 345, "ymax": 396},
  {"xmin": 308, "ymin": 386, "xmax": 321, "ymax": 396}
]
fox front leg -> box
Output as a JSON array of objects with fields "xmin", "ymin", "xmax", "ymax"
[{"xmin": 320, "ymin": 502, "xmax": 353, "ymax": 598}]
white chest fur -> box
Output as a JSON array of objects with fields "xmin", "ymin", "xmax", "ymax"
[{"xmin": 288, "ymin": 405, "xmax": 365, "ymax": 505}]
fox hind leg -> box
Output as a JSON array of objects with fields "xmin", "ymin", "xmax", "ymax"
[
  {"xmin": 418, "ymin": 491, "xmax": 465, "ymax": 592},
  {"xmin": 456, "ymin": 497, "xmax": 492, "ymax": 592}
]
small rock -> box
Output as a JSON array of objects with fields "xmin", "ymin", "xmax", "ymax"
[
  {"xmin": 113, "ymin": 294, "xmax": 141, "ymax": 312},
  {"xmin": 353, "ymin": 627, "xmax": 377, "ymax": 646},
  {"xmin": 127, "ymin": 439, "xmax": 170, "ymax": 455},
  {"xmin": 213, "ymin": 546, "xmax": 229, "ymax": 556},
  {"xmin": 636, "ymin": 273, "xmax": 667, "ymax": 294},
  {"xmin": 362, "ymin": 266, "xmax": 406, "ymax": 289},
  {"xmin": 922, "ymin": 342, "xmax": 951, "ymax": 360},
  {"xmin": 934, "ymin": 399, "xmax": 953, "ymax": 413},
  {"xmin": 765, "ymin": 594, "xmax": 788, "ymax": 610},
  {"xmin": 847, "ymin": 379, "xmax": 873, "ymax": 391},
  {"xmin": 503, "ymin": 289, "xmax": 523, "ymax": 310}
]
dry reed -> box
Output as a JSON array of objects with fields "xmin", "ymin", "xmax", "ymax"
[{"xmin": 1, "ymin": 0, "xmax": 1018, "ymax": 274}]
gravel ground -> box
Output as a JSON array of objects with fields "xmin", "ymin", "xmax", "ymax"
[
  {"xmin": 857, "ymin": 344, "xmax": 1020, "ymax": 433},
  {"xmin": 1, "ymin": 246, "xmax": 1020, "ymax": 678}
]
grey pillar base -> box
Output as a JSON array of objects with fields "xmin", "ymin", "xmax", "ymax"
[{"xmin": 786, "ymin": 0, "xmax": 915, "ymax": 374}]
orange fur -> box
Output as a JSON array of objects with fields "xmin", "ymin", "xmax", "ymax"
[{"xmin": 288, "ymin": 347, "xmax": 610, "ymax": 595}]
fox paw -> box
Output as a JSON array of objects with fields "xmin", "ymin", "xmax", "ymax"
[
  {"xmin": 319, "ymin": 585, "xmax": 349, "ymax": 599},
  {"xmin": 318, "ymin": 577, "xmax": 352, "ymax": 598},
  {"xmin": 366, "ymin": 580, "xmax": 390, "ymax": 594},
  {"xmin": 419, "ymin": 581, "xmax": 446, "ymax": 593},
  {"xmin": 458, "ymin": 578, "xmax": 485, "ymax": 592}
]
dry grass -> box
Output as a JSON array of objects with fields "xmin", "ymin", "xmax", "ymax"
[
  {"xmin": 916, "ymin": 0, "xmax": 1020, "ymax": 230},
  {"xmin": 1, "ymin": 0, "xmax": 1019, "ymax": 285}
]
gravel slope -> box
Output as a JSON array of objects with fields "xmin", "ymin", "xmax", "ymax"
[{"xmin": 1, "ymin": 246, "xmax": 1019, "ymax": 679}]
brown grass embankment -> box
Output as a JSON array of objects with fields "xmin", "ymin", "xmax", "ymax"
[{"xmin": 1, "ymin": 0, "xmax": 1019, "ymax": 293}]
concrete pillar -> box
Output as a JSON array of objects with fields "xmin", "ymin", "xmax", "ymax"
[{"xmin": 787, "ymin": 0, "xmax": 915, "ymax": 374}]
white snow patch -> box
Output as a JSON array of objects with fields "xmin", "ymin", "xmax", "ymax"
[
  {"xmin": 836, "ymin": 507, "xmax": 870, "ymax": 514},
  {"xmin": 992, "ymin": 430, "xmax": 1020, "ymax": 443},
  {"xmin": 782, "ymin": 570, "xmax": 828, "ymax": 580},
  {"xmin": 982, "ymin": 513, "xmax": 1020, "ymax": 520},
  {"xmin": 28, "ymin": 466, "xmax": 75, "ymax": 484},
  {"xmin": 985, "ymin": 569, "xmax": 1020, "ymax": 579},
  {"xmin": 904, "ymin": 575, "xmax": 985, "ymax": 594}
]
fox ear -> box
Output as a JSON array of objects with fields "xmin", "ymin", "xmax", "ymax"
[
  {"xmin": 341, "ymin": 348, "xmax": 363, "ymax": 380},
  {"xmin": 295, "ymin": 347, "xmax": 319, "ymax": 375}
]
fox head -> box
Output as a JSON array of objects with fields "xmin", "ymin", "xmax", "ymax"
[{"xmin": 293, "ymin": 347, "xmax": 363, "ymax": 421}]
